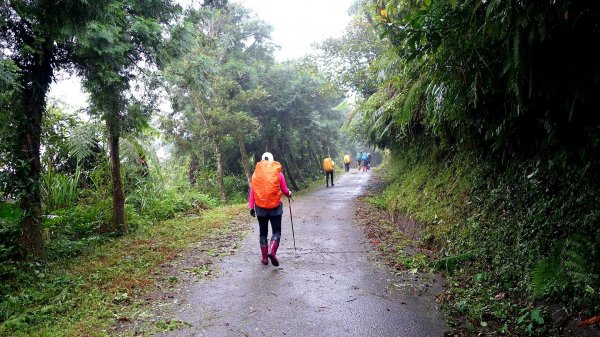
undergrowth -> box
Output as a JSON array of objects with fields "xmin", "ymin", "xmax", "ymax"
[
  {"xmin": 0, "ymin": 203, "xmax": 247, "ymax": 337},
  {"xmin": 377, "ymin": 146, "xmax": 600, "ymax": 336}
]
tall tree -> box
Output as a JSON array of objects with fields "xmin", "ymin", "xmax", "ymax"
[
  {"xmin": 250, "ymin": 61, "xmax": 346, "ymax": 187},
  {"xmin": 162, "ymin": 4, "xmax": 273, "ymax": 201},
  {"xmin": 0, "ymin": 1, "xmax": 114, "ymax": 258},
  {"xmin": 231, "ymin": 111, "xmax": 261, "ymax": 186},
  {"xmin": 75, "ymin": 0, "xmax": 177, "ymax": 232}
]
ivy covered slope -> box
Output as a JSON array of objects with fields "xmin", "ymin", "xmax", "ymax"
[
  {"xmin": 379, "ymin": 146, "xmax": 598, "ymax": 335},
  {"xmin": 321, "ymin": 0, "xmax": 600, "ymax": 335}
]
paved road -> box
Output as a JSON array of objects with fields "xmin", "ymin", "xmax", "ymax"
[{"xmin": 160, "ymin": 170, "xmax": 447, "ymax": 337}]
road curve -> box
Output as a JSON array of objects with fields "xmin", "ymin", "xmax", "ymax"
[{"xmin": 160, "ymin": 170, "xmax": 447, "ymax": 337}]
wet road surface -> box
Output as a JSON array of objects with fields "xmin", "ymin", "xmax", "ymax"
[{"xmin": 160, "ymin": 170, "xmax": 447, "ymax": 337}]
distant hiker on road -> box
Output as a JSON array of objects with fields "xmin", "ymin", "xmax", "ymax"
[
  {"xmin": 356, "ymin": 151, "xmax": 362, "ymax": 170},
  {"xmin": 361, "ymin": 152, "xmax": 368, "ymax": 172},
  {"xmin": 248, "ymin": 152, "xmax": 292, "ymax": 267},
  {"xmin": 323, "ymin": 156, "xmax": 335, "ymax": 187},
  {"xmin": 364, "ymin": 152, "xmax": 371, "ymax": 171},
  {"xmin": 343, "ymin": 154, "xmax": 351, "ymax": 172}
]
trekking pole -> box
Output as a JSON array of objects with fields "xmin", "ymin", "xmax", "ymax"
[{"xmin": 287, "ymin": 196, "xmax": 296, "ymax": 252}]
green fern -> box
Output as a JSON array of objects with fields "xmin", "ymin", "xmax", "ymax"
[
  {"xmin": 563, "ymin": 236, "xmax": 598, "ymax": 286},
  {"xmin": 119, "ymin": 137, "xmax": 141, "ymax": 163},
  {"xmin": 119, "ymin": 137, "xmax": 162, "ymax": 177},
  {"xmin": 532, "ymin": 241, "xmax": 566, "ymax": 298},
  {"xmin": 532, "ymin": 235, "xmax": 598, "ymax": 301},
  {"xmin": 67, "ymin": 124, "xmax": 98, "ymax": 162}
]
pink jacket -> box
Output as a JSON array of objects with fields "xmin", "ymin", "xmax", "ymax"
[{"xmin": 248, "ymin": 172, "xmax": 291, "ymax": 209}]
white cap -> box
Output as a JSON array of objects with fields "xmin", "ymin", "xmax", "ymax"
[{"xmin": 261, "ymin": 152, "xmax": 274, "ymax": 161}]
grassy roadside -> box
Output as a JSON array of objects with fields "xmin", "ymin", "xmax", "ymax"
[
  {"xmin": 364, "ymin": 149, "xmax": 600, "ymax": 337},
  {"xmin": 0, "ymin": 204, "xmax": 249, "ymax": 337},
  {"xmin": 354, "ymin": 167, "xmax": 441, "ymax": 293}
]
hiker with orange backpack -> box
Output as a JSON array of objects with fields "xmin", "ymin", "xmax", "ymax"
[
  {"xmin": 343, "ymin": 154, "xmax": 351, "ymax": 172},
  {"xmin": 323, "ymin": 156, "xmax": 335, "ymax": 187},
  {"xmin": 248, "ymin": 152, "xmax": 292, "ymax": 266}
]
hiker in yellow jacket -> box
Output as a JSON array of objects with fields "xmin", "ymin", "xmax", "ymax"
[
  {"xmin": 323, "ymin": 157, "xmax": 335, "ymax": 188},
  {"xmin": 343, "ymin": 154, "xmax": 351, "ymax": 172}
]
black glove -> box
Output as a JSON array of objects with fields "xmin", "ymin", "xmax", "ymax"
[{"xmin": 249, "ymin": 208, "xmax": 256, "ymax": 217}]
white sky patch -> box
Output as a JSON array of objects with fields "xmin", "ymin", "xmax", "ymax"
[
  {"xmin": 49, "ymin": 72, "xmax": 89, "ymax": 112},
  {"xmin": 238, "ymin": 0, "xmax": 354, "ymax": 61}
]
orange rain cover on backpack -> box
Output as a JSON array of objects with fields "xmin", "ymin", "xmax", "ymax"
[
  {"xmin": 251, "ymin": 161, "xmax": 283, "ymax": 209},
  {"xmin": 323, "ymin": 158, "xmax": 334, "ymax": 172}
]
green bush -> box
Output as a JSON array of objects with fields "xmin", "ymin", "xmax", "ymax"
[
  {"xmin": 193, "ymin": 169, "xmax": 220, "ymax": 197},
  {"xmin": 223, "ymin": 175, "xmax": 247, "ymax": 204},
  {"xmin": 45, "ymin": 200, "xmax": 112, "ymax": 238},
  {"xmin": 379, "ymin": 146, "xmax": 600, "ymax": 335},
  {"xmin": 127, "ymin": 175, "xmax": 217, "ymax": 221},
  {"xmin": 39, "ymin": 163, "xmax": 219, "ymax": 261},
  {"xmin": 0, "ymin": 203, "xmax": 21, "ymax": 262}
]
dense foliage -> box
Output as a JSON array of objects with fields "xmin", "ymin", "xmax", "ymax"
[
  {"xmin": 160, "ymin": 5, "xmax": 347, "ymax": 199},
  {"xmin": 1, "ymin": 0, "xmax": 179, "ymax": 257},
  {"xmin": 320, "ymin": 0, "xmax": 600, "ymax": 335},
  {"xmin": 1, "ymin": 1, "xmax": 347, "ymax": 258}
]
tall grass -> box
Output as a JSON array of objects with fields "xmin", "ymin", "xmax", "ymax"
[{"xmin": 42, "ymin": 166, "xmax": 81, "ymax": 211}]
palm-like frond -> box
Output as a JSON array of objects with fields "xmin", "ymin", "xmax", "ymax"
[
  {"xmin": 120, "ymin": 136, "xmax": 162, "ymax": 177},
  {"xmin": 67, "ymin": 124, "xmax": 99, "ymax": 163}
]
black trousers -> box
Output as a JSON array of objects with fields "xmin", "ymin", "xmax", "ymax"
[
  {"xmin": 325, "ymin": 171, "xmax": 334, "ymax": 186},
  {"xmin": 258, "ymin": 215, "xmax": 282, "ymax": 245}
]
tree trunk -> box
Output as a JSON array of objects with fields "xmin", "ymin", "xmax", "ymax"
[
  {"xmin": 306, "ymin": 140, "xmax": 321, "ymax": 172},
  {"xmin": 189, "ymin": 153, "xmax": 199, "ymax": 185},
  {"xmin": 138, "ymin": 154, "xmax": 149, "ymax": 178},
  {"xmin": 293, "ymin": 159, "xmax": 306, "ymax": 185},
  {"xmin": 319, "ymin": 140, "xmax": 325, "ymax": 160},
  {"xmin": 273, "ymin": 144, "xmax": 300, "ymax": 191},
  {"xmin": 215, "ymin": 140, "xmax": 227, "ymax": 203},
  {"xmin": 282, "ymin": 140, "xmax": 305, "ymax": 185},
  {"xmin": 107, "ymin": 120, "xmax": 127, "ymax": 233},
  {"xmin": 237, "ymin": 135, "xmax": 252, "ymax": 187},
  {"xmin": 16, "ymin": 41, "xmax": 54, "ymax": 259},
  {"xmin": 287, "ymin": 147, "xmax": 306, "ymax": 185},
  {"xmin": 274, "ymin": 151, "xmax": 300, "ymax": 191},
  {"xmin": 282, "ymin": 160, "xmax": 300, "ymax": 191},
  {"xmin": 18, "ymin": 87, "xmax": 46, "ymax": 259}
]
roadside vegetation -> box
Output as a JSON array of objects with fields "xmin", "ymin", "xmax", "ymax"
[
  {"xmin": 365, "ymin": 150, "xmax": 599, "ymax": 336},
  {"xmin": 0, "ymin": 201, "xmax": 247, "ymax": 336}
]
